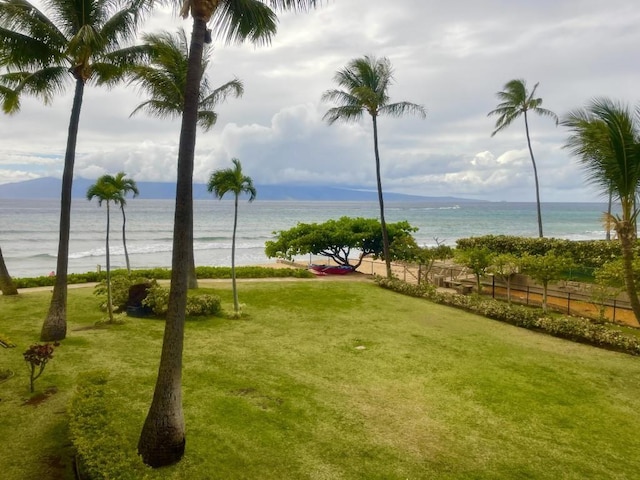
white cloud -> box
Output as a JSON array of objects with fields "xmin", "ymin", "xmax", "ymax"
[{"xmin": 2, "ymin": 0, "xmax": 640, "ymax": 202}]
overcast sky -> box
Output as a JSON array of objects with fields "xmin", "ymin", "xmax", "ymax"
[{"xmin": 1, "ymin": 0, "xmax": 639, "ymax": 202}]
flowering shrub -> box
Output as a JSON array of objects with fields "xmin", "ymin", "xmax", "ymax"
[{"xmin": 142, "ymin": 281, "xmax": 221, "ymax": 318}]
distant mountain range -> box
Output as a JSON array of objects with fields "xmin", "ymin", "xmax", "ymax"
[{"xmin": 0, "ymin": 177, "xmax": 479, "ymax": 202}]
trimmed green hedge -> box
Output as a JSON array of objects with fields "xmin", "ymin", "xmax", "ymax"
[
  {"xmin": 13, "ymin": 265, "xmax": 313, "ymax": 289},
  {"xmin": 456, "ymin": 235, "xmax": 622, "ymax": 269},
  {"xmin": 375, "ymin": 276, "xmax": 640, "ymax": 356},
  {"xmin": 68, "ymin": 371, "xmax": 144, "ymax": 480}
]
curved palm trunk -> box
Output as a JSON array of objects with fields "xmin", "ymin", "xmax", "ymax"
[
  {"xmin": 138, "ymin": 16, "xmax": 207, "ymax": 468},
  {"xmin": 0, "ymin": 247, "xmax": 18, "ymax": 296},
  {"xmin": 121, "ymin": 204, "xmax": 131, "ymax": 273},
  {"xmin": 606, "ymin": 190, "xmax": 612, "ymax": 241},
  {"xmin": 616, "ymin": 221, "xmax": 640, "ymax": 324},
  {"xmin": 41, "ymin": 78, "xmax": 85, "ymax": 341},
  {"xmin": 232, "ymin": 194, "xmax": 239, "ymax": 313},
  {"xmin": 523, "ymin": 111, "xmax": 543, "ymax": 238},
  {"xmin": 106, "ymin": 201, "xmax": 114, "ymax": 323},
  {"xmin": 371, "ymin": 115, "xmax": 392, "ymax": 278}
]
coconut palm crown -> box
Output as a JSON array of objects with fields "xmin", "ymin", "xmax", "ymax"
[{"xmin": 322, "ymin": 55, "xmax": 426, "ymax": 279}]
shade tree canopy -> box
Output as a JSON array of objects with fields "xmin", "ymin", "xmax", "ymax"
[{"xmin": 265, "ymin": 217, "xmax": 418, "ymax": 269}]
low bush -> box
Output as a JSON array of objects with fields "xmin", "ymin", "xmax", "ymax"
[
  {"xmin": 376, "ymin": 276, "xmax": 640, "ymax": 356},
  {"xmin": 68, "ymin": 370, "xmax": 142, "ymax": 479},
  {"xmin": 142, "ymin": 281, "xmax": 221, "ymax": 318},
  {"xmin": 94, "ymin": 274, "xmax": 151, "ymax": 311}
]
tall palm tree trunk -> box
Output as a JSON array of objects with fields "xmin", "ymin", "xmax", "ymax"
[
  {"xmin": 371, "ymin": 116, "xmax": 392, "ymax": 278},
  {"xmin": 106, "ymin": 201, "xmax": 114, "ymax": 323},
  {"xmin": 232, "ymin": 194, "xmax": 239, "ymax": 313},
  {"xmin": 121, "ymin": 205, "xmax": 131, "ymax": 273},
  {"xmin": 606, "ymin": 190, "xmax": 613, "ymax": 241},
  {"xmin": 0, "ymin": 247, "xmax": 18, "ymax": 295},
  {"xmin": 617, "ymin": 221, "xmax": 640, "ymax": 324},
  {"xmin": 524, "ymin": 111, "xmax": 543, "ymax": 238},
  {"xmin": 41, "ymin": 78, "xmax": 85, "ymax": 341},
  {"xmin": 138, "ymin": 16, "xmax": 206, "ymax": 468}
]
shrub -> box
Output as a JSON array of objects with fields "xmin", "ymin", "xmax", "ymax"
[
  {"xmin": 141, "ymin": 281, "xmax": 222, "ymax": 318},
  {"xmin": 94, "ymin": 274, "xmax": 150, "ymax": 311},
  {"xmin": 186, "ymin": 294, "xmax": 222, "ymax": 317},
  {"xmin": 68, "ymin": 370, "xmax": 142, "ymax": 479}
]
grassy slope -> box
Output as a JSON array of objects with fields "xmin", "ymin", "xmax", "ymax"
[{"xmin": 1, "ymin": 281, "xmax": 639, "ymax": 479}]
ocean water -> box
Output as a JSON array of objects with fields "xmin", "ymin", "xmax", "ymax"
[{"xmin": 0, "ymin": 198, "xmax": 611, "ymax": 279}]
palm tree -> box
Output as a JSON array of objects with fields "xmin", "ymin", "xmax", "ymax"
[
  {"xmin": 87, "ymin": 175, "xmax": 123, "ymax": 323},
  {"xmin": 562, "ymin": 98, "xmax": 640, "ymax": 323},
  {"xmin": 207, "ymin": 158, "xmax": 256, "ymax": 315},
  {"xmin": 0, "ymin": 0, "xmax": 151, "ymax": 341},
  {"xmin": 488, "ymin": 79, "xmax": 558, "ymax": 238},
  {"xmin": 322, "ymin": 55, "xmax": 426, "ymax": 279},
  {"xmin": 0, "ymin": 247, "xmax": 18, "ymax": 295},
  {"xmin": 137, "ymin": 0, "xmax": 319, "ymax": 468},
  {"xmin": 106, "ymin": 172, "xmax": 139, "ymax": 274},
  {"xmin": 128, "ymin": 27, "xmax": 244, "ymax": 288}
]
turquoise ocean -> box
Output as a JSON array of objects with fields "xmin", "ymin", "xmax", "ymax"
[{"xmin": 0, "ymin": 198, "xmax": 612, "ymax": 279}]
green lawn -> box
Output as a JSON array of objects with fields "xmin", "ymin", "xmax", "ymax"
[{"xmin": 1, "ymin": 280, "xmax": 640, "ymax": 479}]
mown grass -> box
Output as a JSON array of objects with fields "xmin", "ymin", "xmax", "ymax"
[{"xmin": 1, "ymin": 281, "xmax": 640, "ymax": 479}]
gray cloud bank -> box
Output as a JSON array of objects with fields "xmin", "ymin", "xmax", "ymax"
[{"xmin": 1, "ymin": 0, "xmax": 638, "ymax": 202}]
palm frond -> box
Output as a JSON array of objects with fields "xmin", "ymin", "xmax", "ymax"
[
  {"xmin": 211, "ymin": 0, "xmax": 278, "ymax": 46},
  {"xmin": 379, "ymin": 101, "xmax": 426, "ymax": 119}
]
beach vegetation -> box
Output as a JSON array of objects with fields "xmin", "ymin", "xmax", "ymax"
[
  {"xmin": 322, "ymin": 55, "xmax": 427, "ymax": 279},
  {"xmin": 562, "ymin": 98, "xmax": 640, "ymax": 323},
  {"xmin": 3, "ymin": 283, "xmax": 640, "ymax": 478},
  {"xmin": 137, "ymin": 0, "xmax": 320, "ymax": 467},
  {"xmin": 0, "ymin": 246, "xmax": 18, "ymax": 295},
  {"xmin": 0, "ymin": 0, "xmax": 153, "ymax": 342},
  {"xmin": 488, "ymin": 79, "xmax": 559, "ymax": 238},
  {"xmin": 265, "ymin": 216, "xmax": 418, "ymax": 269},
  {"xmin": 208, "ymin": 158, "xmax": 256, "ymax": 316}
]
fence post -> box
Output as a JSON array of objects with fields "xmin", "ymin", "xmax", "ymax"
[
  {"xmin": 613, "ymin": 299, "xmax": 617, "ymax": 322},
  {"xmin": 567, "ymin": 293, "xmax": 571, "ymax": 315},
  {"xmin": 526, "ymin": 287, "xmax": 530, "ymax": 305},
  {"xmin": 492, "ymin": 276, "xmax": 495, "ymax": 298}
]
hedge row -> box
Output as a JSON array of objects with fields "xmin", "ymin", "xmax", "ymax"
[
  {"xmin": 13, "ymin": 265, "xmax": 313, "ymax": 288},
  {"xmin": 375, "ymin": 276, "xmax": 640, "ymax": 356},
  {"xmin": 68, "ymin": 371, "xmax": 144, "ymax": 480},
  {"xmin": 455, "ymin": 235, "xmax": 623, "ymax": 269}
]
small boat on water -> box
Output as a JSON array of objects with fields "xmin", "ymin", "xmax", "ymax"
[{"xmin": 308, "ymin": 264, "xmax": 354, "ymax": 275}]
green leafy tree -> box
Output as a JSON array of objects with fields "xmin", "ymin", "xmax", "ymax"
[
  {"xmin": 105, "ymin": 172, "xmax": 139, "ymax": 274},
  {"xmin": 0, "ymin": 0, "xmax": 151, "ymax": 341},
  {"xmin": 488, "ymin": 253, "xmax": 520, "ymax": 304},
  {"xmin": 129, "ymin": 27, "xmax": 243, "ymax": 289},
  {"xmin": 87, "ymin": 175, "xmax": 124, "ymax": 323},
  {"xmin": 137, "ymin": 0, "xmax": 319, "ymax": 468},
  {"xmin": 322, "ymin": 55, "xmax": 426, "ymax": 279},
  {"xmin": 521, "ymin": 252, "xmax": 574, "ymax": 313},
  {"xmin": 207, "ymin": 158, "xmax": 256, "ymax": 316},
  {"xmin": 265, "ymin": 217, "xmax": 418, "ymax": 269},
  {"xmin": 455, "ymin": 247, "xmax": 494, "ymax": 293},
  {"xmin": 488, "ymin": 79, "xmax": 558, "ymax": 238},
  {"xmin": 562, "ymin": 98, "xmax": 640, "ymax": 323},
  {"xmin": 0, "ymin": 246, "xmax": 18, "ymax": 295}
]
